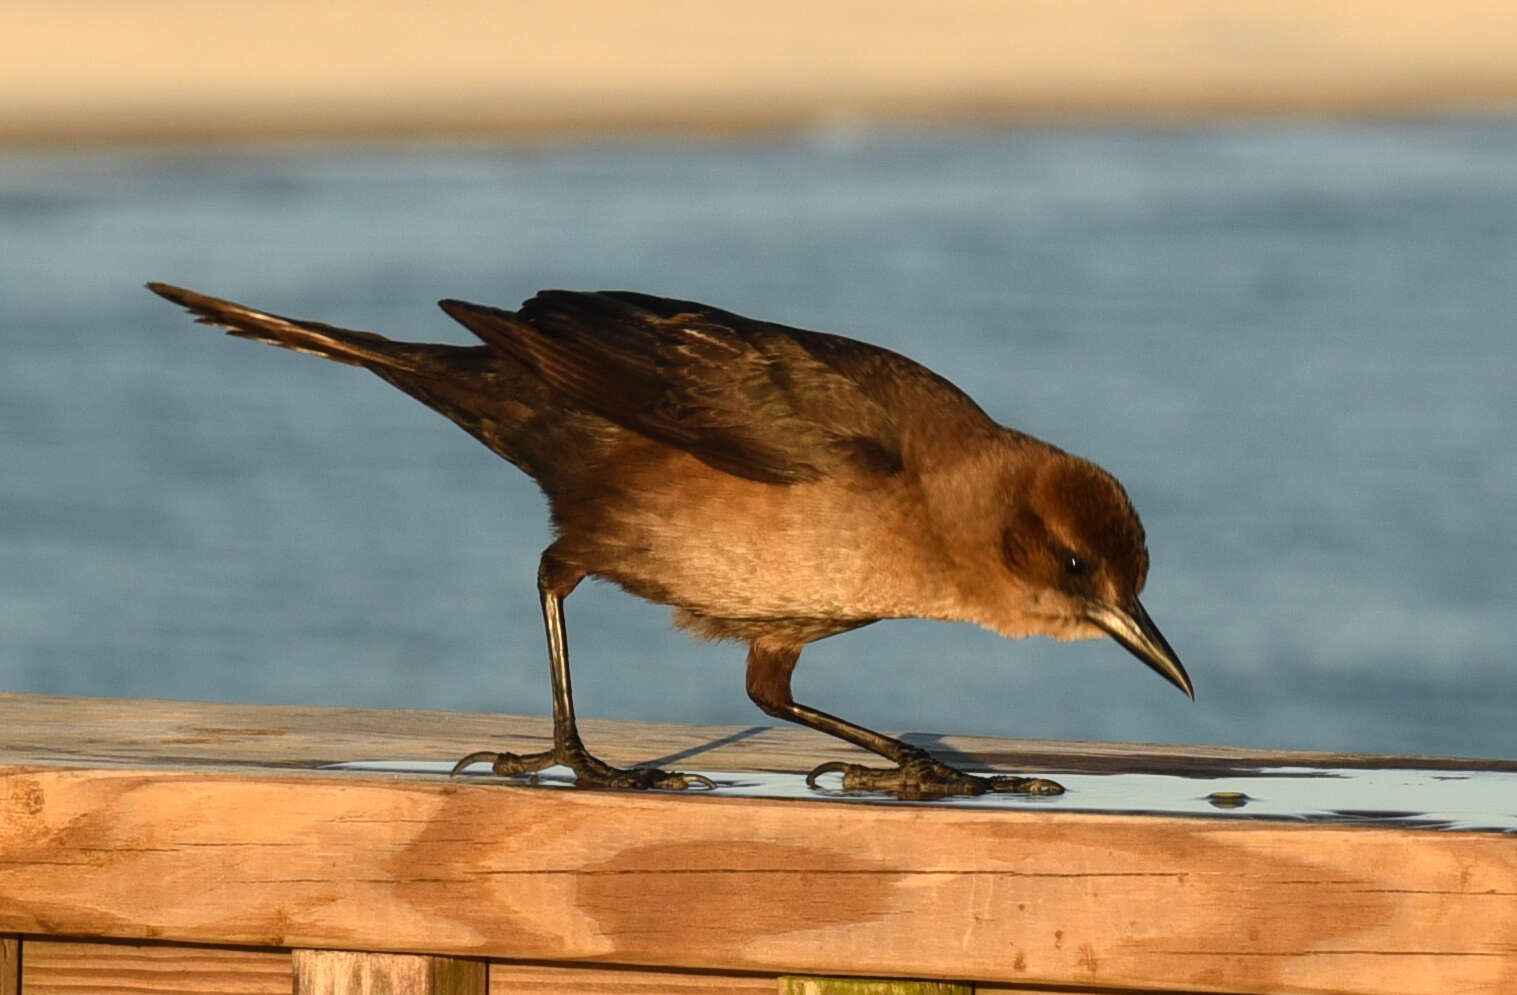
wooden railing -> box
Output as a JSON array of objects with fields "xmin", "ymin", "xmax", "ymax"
[{"xmin": 1, "ymin": 692, "xmax": 1513, "ymax": 993}]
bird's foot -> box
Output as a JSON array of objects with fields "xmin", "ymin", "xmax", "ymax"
[
  {"xmin": 450, "ymin": 743, "xmax": 716, "ymax": 791},
  {"xmin": 806, "ymin": 752, "xmax": 1063, "ymax": 799}
]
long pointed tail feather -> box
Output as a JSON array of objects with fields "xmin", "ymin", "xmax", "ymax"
[{"xmin": 146, "ymin": 282, "xmax": 420, "ymax": 372}]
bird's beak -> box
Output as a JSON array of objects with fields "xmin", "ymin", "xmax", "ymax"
[{"xmin": 1084, "ymin": 597, "xmax": 1194, "ymax": 700}]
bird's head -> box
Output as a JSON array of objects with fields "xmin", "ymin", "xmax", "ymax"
[{"xmin": 990, "ymin": 452, "xmax": 1192, "ymax": 699}]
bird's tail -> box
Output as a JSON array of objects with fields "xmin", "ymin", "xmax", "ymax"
[{"xmin": 146, "ymin": 282, "xmax": 422, "ymax": 373}]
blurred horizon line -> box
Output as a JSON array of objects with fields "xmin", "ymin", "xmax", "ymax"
[{"xmin": 5, "ymin": 0, "xmax": 1517, "ymax": 147}]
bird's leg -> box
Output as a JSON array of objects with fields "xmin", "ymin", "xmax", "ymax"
[
  {"xmin": 745, "ymin": 643, "xmax": 1063, "ymax": 799},
  {"xmin": 450, "ymin": 551, "xmax": 715, "ymax": 790}
]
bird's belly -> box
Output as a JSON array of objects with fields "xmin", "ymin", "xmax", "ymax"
[{"xmin": 561, "ymin": 468, "xmax": 948, "ymax": 624}]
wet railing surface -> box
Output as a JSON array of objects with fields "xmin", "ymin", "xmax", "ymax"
[{"xmin": 338, "ymin": 759, "xmax": 1517, "ymax": 833}]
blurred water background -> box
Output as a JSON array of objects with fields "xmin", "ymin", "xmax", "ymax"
[{"xmin": 3, "ymin": 118, "xmax": 1514, "ymax": 759}]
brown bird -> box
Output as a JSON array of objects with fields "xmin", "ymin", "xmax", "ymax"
[{"xmin": 148, "ymin": 283, "xmax": 1191, "ymax": 798}]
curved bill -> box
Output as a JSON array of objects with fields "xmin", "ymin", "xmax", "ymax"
[{"xmin": 1084, "ymin": 597, "xmax": 1194, "ymax": 700}]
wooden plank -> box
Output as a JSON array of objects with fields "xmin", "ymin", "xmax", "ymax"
[
  {"xmin": 15, "ymin": 940, "xmax": 772, "ymax": 995},
  {"xmin": 488, "ymin": 960, "xmax": 775, "ymax": 992},
  {"xmin": 974, "ymin": 988, "xmax": 1123, "ymax": 995},
  {"xmin": 1, "ymin": 936, "xmax": 17, "ymax": 995},
  {"xmin": 781, "ymin": 979, "xmax": 969, "ymax": 994},
  {"xmin": 0, "ymin": 764, "xmax": 1513, "ymax": 994},
  {"xmin": 19, "ymin": 939, "xmax": 289, "ymax": 994},
  {"xmin": 3, "ymin": 691, "xmax": 1512, "ymax": 778},
  {"xmin": 292, "ymin": 949, "xmax": 484, "ymax": 994}
]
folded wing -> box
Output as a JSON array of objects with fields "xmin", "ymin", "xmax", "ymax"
[{"xmin": 439, "ymin": 290, "xmax": 908, "ymax": 484}]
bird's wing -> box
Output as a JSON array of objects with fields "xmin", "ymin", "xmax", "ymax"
[{"xmin": 438, "ymin": 290, "xmax": 907, "ymax": 484}]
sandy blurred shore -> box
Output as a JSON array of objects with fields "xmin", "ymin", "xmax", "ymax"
[{"xmin": 5, "ymin": 0, "xmax": 1517, "ymax": 144}]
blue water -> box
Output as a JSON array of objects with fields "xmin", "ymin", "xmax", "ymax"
[{"xmin": 3, "ymin": 119, "xmax": 1515, "ymax": 760}]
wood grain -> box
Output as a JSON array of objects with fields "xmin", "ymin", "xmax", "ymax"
[
  {"xmin": 1, "ymin": 761, "xmax": 1513, "ymax": 994},
  {"xmin": 3, "ymin": 692, "xmax": 1510, "ymax": 778},
  {"xmin": 782, "ymin": 979, "xmax": 969, "ymax": 994},
  {"xmin": 487, "ymin": 961, "xmax": 775, "ymax": 992},
  {"xmin": 17, "ymin": 939, "xmax": 775, "ymax": 994},
  {"xmin": 1, "ymin": 937, "xmax": 17, "ymax": 995},
  {"xmin": 292, "ymin": 949, "xmax": 485, "ymax": 994},
  {"xmin": 18, "ymin": 940, "xmax": 289, "ymax": 994}
]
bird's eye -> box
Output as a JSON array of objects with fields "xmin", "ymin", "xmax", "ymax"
[{"xmin": 1063, "ymin": 553, "xmax": 1088, "ymax": 576}]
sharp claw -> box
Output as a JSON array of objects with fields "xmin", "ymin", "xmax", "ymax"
[
  {"xmin": 449, "ymin": 750, "xmax": 502, "ymax": 777},
  {"xmin": 664, "ymin": 772, "xmax": 719, "ymax": 790},
  {"xmin": 805, "ymin": 761, "xmax": 851, "ymax": 789},
  {"xmin": 450, "ymin": 748, "xmax": 715, "ymax": 792},
  {"xmin": 633, "ymin": 767, "xmax": 717, "ymax": 791},
  {"xmin": 449, "ymin": 748, "xmax": 556, "ymax": 779}
]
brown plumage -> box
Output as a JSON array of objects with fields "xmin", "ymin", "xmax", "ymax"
[{"xmin": 148, "ymin": 282, "xmax": 1191, "ymax": 797}]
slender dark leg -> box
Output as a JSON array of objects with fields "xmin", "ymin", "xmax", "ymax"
[
  {"xmin": 745, "ymin": 642, "xmax": 1063, "ymax": 799},
  {"xmin": 450, "ymin": 551, "xmax": 715, "ymax": 790}
]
